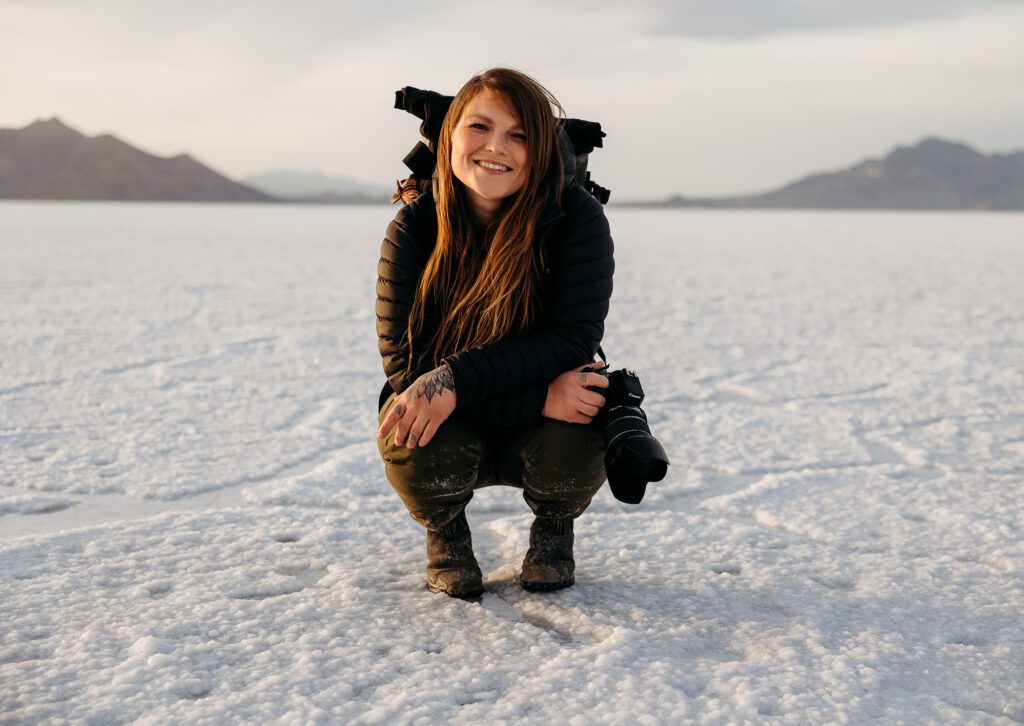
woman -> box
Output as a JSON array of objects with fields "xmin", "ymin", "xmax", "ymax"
[{"xmin": 375, "ymin": 67, "xmax": 614, "ymax": 598}]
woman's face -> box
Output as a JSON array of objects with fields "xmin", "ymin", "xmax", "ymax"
[{"xmin": 450, "ymin": 89, "xmax": 529, "ymax": 225}]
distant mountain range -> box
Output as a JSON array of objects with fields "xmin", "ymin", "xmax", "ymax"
[
  {"xmin": 242, "ymin": 170, "xmax": 390, "ymax": 203},
  {"xmin": 0, "ymin": 118, "xmax": 388, "ymax": 204},
  {"xmin": 634, "ymin": 137, "xmax": 1024, "ymax": 210},
  {"xmin": 0, "ymin": 118, "xmax": 271, "ymax": 202},
  {"xmin": 1, "ymin": 118, "xmax": 1021, "ymax": 209}
]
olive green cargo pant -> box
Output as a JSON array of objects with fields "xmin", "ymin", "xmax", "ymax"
[{"xmin": 377, "ymin": 391, "xmax": 607, "ymax": 531}]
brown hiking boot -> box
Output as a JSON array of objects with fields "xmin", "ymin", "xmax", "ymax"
[
  {"xmin": 520, "ymin": 516, "xmax": 575, "ymax": 592},
  {"xmin": 426, "ymin": 511, "xmax": 484, "ymax": 599}
]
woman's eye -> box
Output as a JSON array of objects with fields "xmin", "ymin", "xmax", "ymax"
[{"xmin": 467, "ymin": 122, "xmax": 524, "ymax": 140}]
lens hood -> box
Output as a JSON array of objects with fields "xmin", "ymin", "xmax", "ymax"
[{"xmin": 605, "ymin": 432, "xmax": 670, "ymax": 504}]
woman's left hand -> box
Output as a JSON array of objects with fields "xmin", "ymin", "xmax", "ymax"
[{"xmin": 377, "ymin": 364, "xmax": 458, "ymax": 448}]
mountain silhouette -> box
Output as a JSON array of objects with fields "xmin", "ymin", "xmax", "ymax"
[
  {"xmin": 652, "ymin": 137, "xmax": 1024, "ymax": 210},
  {"xmin": 0, "ymin": 118, "xmax": 272, "ymax": 202},
  {"xmin": 243, "ymin": 169, "xmax": 389, "ymax": 203}
]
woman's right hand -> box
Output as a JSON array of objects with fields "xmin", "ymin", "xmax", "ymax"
[{"xmin": 541, "ymin": 362, "xmax": 609, "ymax": 424}]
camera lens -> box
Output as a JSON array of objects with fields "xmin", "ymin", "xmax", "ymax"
[{"xmin": 590, "ymin": 368, "xmax": 669, "ymax": 504}]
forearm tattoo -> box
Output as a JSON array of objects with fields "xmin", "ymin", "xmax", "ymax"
[{"xmin": 413, "ymin": 364, "xmax": 455, "ymax": 402}]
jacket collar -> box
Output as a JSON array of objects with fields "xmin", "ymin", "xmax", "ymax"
[
  {"xmin": 538, "ymin": 193, "xmax": 566, "ymax": 229},
  {"xmin": 537, "ymin": 176, "xmax": 575, "ymax": 229}
]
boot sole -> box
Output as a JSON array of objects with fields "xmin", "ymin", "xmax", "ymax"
[
  {"xmin": 520, "ymin": 575, "xmax": 575, "ymax": 592},
  {"xmin": 426, "ymin": 581, "xmax": 485, "ymax": 599}
]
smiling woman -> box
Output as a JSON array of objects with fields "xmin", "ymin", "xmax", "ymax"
[
  {"xmin": 450, "ymin": 92, "xmax": 529, "ymax": 225},
  {"xmin": 374, "ymin": 67, "xmax": 615, "ymax": 599}
]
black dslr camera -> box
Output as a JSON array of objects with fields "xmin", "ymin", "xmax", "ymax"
[{"xmin": 588, "ymin": 365, "xmax": 669, "ymax": 504}]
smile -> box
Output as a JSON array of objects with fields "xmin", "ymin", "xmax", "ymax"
[{"xmin": 475, "ymin": 160, "xmax": 512, "ymax": 172}]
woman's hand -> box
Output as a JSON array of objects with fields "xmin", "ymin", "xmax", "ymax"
[
  {"xmin": 541, "ymin": 361, "xmax": 609, "ymax": 424},
  {"xmin": 377, "ymin": 364, "xmax": 458, "ymax": 448}
]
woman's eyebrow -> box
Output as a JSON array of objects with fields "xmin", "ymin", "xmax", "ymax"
[{"xmin": 467, "ymin": 113, "xmax": 524, "ymax": 130}]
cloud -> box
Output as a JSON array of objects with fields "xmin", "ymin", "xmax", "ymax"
[
  {"xmin": 570, "ymin": 0, "xmax": 1020, "ymax": 39},
  {"xmin": 3, "ymin": 0, "xmax": 442, "ymax": 79}
]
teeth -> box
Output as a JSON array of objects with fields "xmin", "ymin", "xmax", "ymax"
[{"xmin": 477, "ymin": 160, "xmax": 510, "ymax": 171}]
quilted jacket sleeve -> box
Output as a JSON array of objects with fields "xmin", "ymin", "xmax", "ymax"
[
  {"xmin": 459, "ymin": 381, "xmax": 549, "ymax": 426},
  {"xmin": 443, "ymin": 187, "xmax": 615, "ymax": 409},
  {"xmin": 376, "ymin": 200, "xmax": 430, "ymax": 398}
]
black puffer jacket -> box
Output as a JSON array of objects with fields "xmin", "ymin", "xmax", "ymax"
[{"xmin": 375, "ymin": 177, "xmax": 615, "ymax": 426}]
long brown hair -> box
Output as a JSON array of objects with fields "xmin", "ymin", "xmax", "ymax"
[{"xmin": 406, "ymin": 67, "xmax": 565, "ymax": 373}]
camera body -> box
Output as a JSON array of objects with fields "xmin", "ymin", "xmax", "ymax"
[{"xmin": 588, "ymin": 366, "xmax": 669, "ymax": 504}]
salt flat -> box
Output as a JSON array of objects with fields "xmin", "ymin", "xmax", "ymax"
[{"xmin": 1, "ymin": 202, "xmax": 1022, "ymax": 723}]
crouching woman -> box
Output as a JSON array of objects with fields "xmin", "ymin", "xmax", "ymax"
[{"xmin": 375, "ymin": 67, "xmax": 614, "ymax": 598}]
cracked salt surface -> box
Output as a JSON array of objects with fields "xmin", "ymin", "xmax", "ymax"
[{"xmin": 2, "ymin": 202, "xmax": 1023, "ymax": 723}]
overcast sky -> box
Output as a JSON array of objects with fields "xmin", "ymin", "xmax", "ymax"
[{"xmin": 2, "ymin": 0, "xmax": 1023, "ymax": 199}]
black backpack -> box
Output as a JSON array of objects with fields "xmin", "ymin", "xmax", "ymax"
[{"xmin": 392, "ymin": 86, "xmax": 610, "ymax": 206}]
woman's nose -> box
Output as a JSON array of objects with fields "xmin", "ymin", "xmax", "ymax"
[{"xmin": 485, "ymin": 132, "xmax": 507, "ymax": 154}]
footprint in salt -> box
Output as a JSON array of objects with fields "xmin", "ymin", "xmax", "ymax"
[
  {"xmin": 807, "ymin": 573, "xmax": 858, "ymax": 591},
  {"xmin": 273, "ymin": 564, "xmax": 327, "ymax": 588},
  {"xmin": 137, "ymin": 581, "xmax": 173, "ymax": 599},
  {"xmin": 0, "ymin": 643, "xmax": 54, "ymax": 665},
  {"xmin": 946, "ymin": 632, "xmax": 990, "ymax": 647}
]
